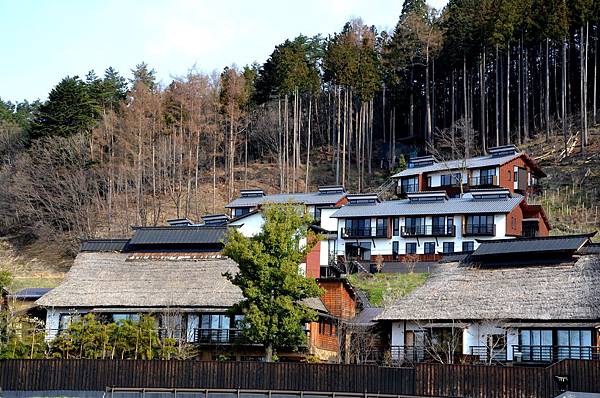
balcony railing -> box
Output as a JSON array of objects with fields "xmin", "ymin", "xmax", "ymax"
[
  {"xmin": 341, "ymin": 227, "xmax": 388, "ymax": 239},
  {"xmin": 463, "ymin": 224, "xmax": 496, "ymax": 236},
  {"xmin": 511, "ymin": 345, "xmax": 600, "ymax": 362},
  {"xmin": 194, "ymin": 328, "xmax": 245, "ymax": 345},
  {"xmin": 401, "ymin": 225, "xmax": 456, "ymax": 237},
  {"xmin": 469, "ymin": 175, "xmax": 498, "ymax": 186},
  {"xmin": 470, "ymin": 346, "xmax": 507, "ymax": 363},
  {"xmin": 390, "ymin": 345, "xmax": 462, "ymax": 365}
]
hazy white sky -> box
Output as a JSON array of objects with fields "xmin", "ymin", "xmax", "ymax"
[{"xmin": 1, "ymin": 0, "xmax": 448, "ymax": 102}]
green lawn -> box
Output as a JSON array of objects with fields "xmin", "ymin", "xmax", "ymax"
[{"xmin": 348, "ymin": 272, "xmax": 429, "ymax": 307}]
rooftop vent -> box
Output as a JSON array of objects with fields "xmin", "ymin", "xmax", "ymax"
[
  {"xmin": 240, "ymin": 189, "xmax": 265, "ymax": 198},
  {"xmin": 167, "ymin": 218, "xmax": 194, "ymax": 227},
  {"xmin": 408, "ymin": 155, "xmax": 437, "ymax": 168},
  {"xmin": 406, "ymin": 191, "xmax": 448, "ymax": 202},
  {"xmin": 202, "ymin": 214, "xmax": 230, "ymax": 226},
  {"xmin": 347, "ymin": 193, "xmax": 379, "ymax": 205},
  {"xmin": 470, "ymin": 188, "xmax": 511, "ymax": 200},
  {"xmin": 488, "ymin": 145, "xmax": 519, "ymax": 157},
  {"xmin": 318, "ymin": 185, "xmax": 346, "ymax": 194}
]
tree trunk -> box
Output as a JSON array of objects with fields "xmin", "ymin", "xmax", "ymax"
[
  {"xmin": 562, "ymin": 38, "xmax": 568, "ymax": 153},
  {"xmin": 305, "ymin": 96, "xmax": 312, "ymax": 192},
  {"xmin": 506, "ymin": 42, "xmax": 511, "ymax": 144},
  {"xmin": 463, "ymin": 56, "xmax": 470, "ymax": 157},
  {"xmin": 546, "ymin": 39, "xmax": 551, "ymax": 139},
  {"xmin": 594, "ymin": 29, "xmax": 598, "ymax": 124},
  {"xmin": 495, "ymin": 45, "xmax": 500, "ymax": 146},
  {"xmin": 480, "ymin": 51, "xmax": 487, "ymax": 152},
  {"xmin": 336, "ymin": 86, "xmax": 341, "ymax": 185},
  {"xmin": 581, "ymin": 25, "xmax": 586, "ymax": 150},
  {"xmin": 425, "ymin": 49, "xmax": 432, "ymax": 146}
]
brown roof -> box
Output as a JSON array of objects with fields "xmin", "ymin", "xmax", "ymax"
[
  {"xmin": 36, "ymin": 252, "xmax": 243, "ymax": 309},
  {"xmin": 377, "ymin": 255, "xmax": 600, "ymax": 321}
]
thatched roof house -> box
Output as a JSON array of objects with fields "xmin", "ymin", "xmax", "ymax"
[
  {"xmin": 37, "ymin": 252, "xmax": 243, "ymax": 310},
  {"xmin": 377, "ymin": 255, "xmax": 600, "ymax": 322}
]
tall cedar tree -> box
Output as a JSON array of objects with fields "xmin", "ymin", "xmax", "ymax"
[{"xmin": 223, "ymin": 203, "xmax": 323, "ymax": 362}]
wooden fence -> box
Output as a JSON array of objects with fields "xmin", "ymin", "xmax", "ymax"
[{"xmin": 1, "ymin": 359, "xmax": 600, "ymax": 397}]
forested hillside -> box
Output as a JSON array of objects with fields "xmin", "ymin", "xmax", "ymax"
[{"xmin": 1, "ymin": 0, "xmax": 599, "ymax": 270}]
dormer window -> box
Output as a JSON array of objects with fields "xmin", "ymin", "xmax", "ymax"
[
  {"xmin": 240, "ymin": 189, "xmax": 264, "ymax": 198},
  {"xmin": 471, "ymin": 188, "xmax": 510, "ymax": 200},
  {"xmin": 406, "ymin": 191, "xmax": 447, "ymax": 203},
  {"xmin": 408, "ymin": 155, "xmax": 437, "ymax": 168},
  {"xmin": 318, "ymin": 185, "xmax": 345, "ymax": 195},
  {"xmin": 488, "ymin": 144, "xmax": 519, "ymax": 157},
  {"xmin": 347, "ymin": 194, "xmax": 378, "ymax": 206}
]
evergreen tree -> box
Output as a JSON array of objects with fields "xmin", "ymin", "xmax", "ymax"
[
  {"xmin": 30, "ymin": 76, "xmax": 100, "ymax": 140},
  {"xmin": 130, "ymin": 62, "xmax": 157, "ymax": 91},
  {"xmin": 223, "ymin": 203, "xmax": 323, "ymax": 362}
]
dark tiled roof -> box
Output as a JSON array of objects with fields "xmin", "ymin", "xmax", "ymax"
[
  {"xmin": 10, "ymin": 287, "xmax": 53, "ymax": 300},
  {"xmin": 331, "ymin": 193, "xmax": 523, "ymax": 218},
  {"xmin": 80, "ymin": 239, "xmax": 130, "ymax": 252},
  {"xmin": 225, "ymin": 191, "xmax": 346, "ymax": 208},
  {"xmin": 349, "ymin": 307, "xmax": 383, "ymax": 326},
  {"xmin": 129, "ymin": 226, "xmax": 228, "ymax": 245},
  {"xmin": 471, "ymin": 234, "xmax": 593, "ymax": 258}
]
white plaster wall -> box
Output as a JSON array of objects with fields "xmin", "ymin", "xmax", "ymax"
[
  {"xmin": 229, "ymin": 212, "xmax": 265, "ymax": 237},
  {"xmin": 319, "ymin": 208, "xmax": 338, "ymax": 232}
]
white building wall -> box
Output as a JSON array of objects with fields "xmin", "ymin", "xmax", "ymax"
[
  {"xmin": 319, "ymin": 208, "xmax": 338, "ymax": 232},
  {"xmin": 229, "ymin": 212, "xmax": 265, "ymax": 237}
]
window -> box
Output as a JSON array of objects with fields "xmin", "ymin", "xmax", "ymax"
[
  {"xmin": 514, "ymin": 169, "xmax": 519, "ymax": 182},
  {"xmin": 432, "ymin": 216, "xmax": 446, "ymax": 235},
  {"xmin": 313, "ymin": 207, "xmax": 322, "ymax": 222},
  {"xmin": 344, "ymin": 218, "xmax": 371, "ymax": 237},
  {"xmin": 233, "ymin": 207, "xmax": 250, "ymax": 217},
  {"xmin": 441, "ymin": 173, "xmax": 461, "ymax": 187},
  {"xmin": 318, "ymin": 319, "xmax": 335, "ymax": 336},
  {"xmin": 427, "ymin": 176, "xmax": 432, "ymax": 188},
  {"xmin": 462, "ymin": 241, "xmax": 474, "ymax": 252},
  {"xmin": 392, "ymin": 241, "xmax": 399, "ymax": 259},
  {"xmin": 424, "ymin": 242, "xmax": 435, "ymax": 254},
  {"xmin": 112, "ymin": 313, "xmax": 140, "ymax": 324},
  {"xmin": 465, "ymin": 215, "xmax": 495, "ymax": 235},
  {"xmin": 406, "ymin": 242, "xmax": 417, "ymax": 255},
  {"xmin": 405, "ymin": 217, "xmax": 426, "ymax": 235},
  {"xmin": 401, "ymin": 177, "xmax": 419, "ymax": 193},
  {"xmin": 443, "ymin": 242, "xmax": 454, "ymax": 253},
  {"xmin": 511, "ymin": 216, "xmax": 516, "ymax": 230},
  {"xmin": 393, "ymin": 218, "xmax": 400, "ymax": 236},
  {"xmin": 345, "ymin": 242, "xmax": 371, "ymax": 261},
  {"xmin": 479, "ymin": 168, "xmax": 496, "ymax": 185},
  {"xmin": 520, "ymin": 329, "xmax": 553, "ymax": 361},
  {"xmin": 508, "ymin": 170, "xmax": 512, "ymax": 181},
  {"xmin": 375, "ymin": 218, "xmax": 387, "ymax": 237},
  {"xmin": 557, "ymin": 330, "xmax": 593, "ymax": 359}
]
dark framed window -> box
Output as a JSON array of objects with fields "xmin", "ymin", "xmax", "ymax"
[
  {"xmin": 557, "ymin": 330, "xmax": 593, "ymax": 360},
  {"xmin": 462, "ymin": 241, "xmax": 474, "ymax": 252},
  {"xmin": 375, "ymin": 218, "xmax": 387, "ymax": 237},
  {"xmin": 508, "ymin": 170, "xmax": 512, "ymax": 181},
  {"xmin": 233, "ymin": 207, "xmax": 250, "ymax": 217},
  {"xmin": 424, "ymin": 242, "xmax": 435, "ymax": 254},
  {"xmin": 59, "ymin": 314, "xmax": 81, "ymax": 331},
  {"xmin": 427, "ymin": 176, "xmax": 432, "ymax": 187},
  {"xmin": 401, "ymin": 177, "xmax": 419, "ymax": 193},
  {"xmin": 392, "ymin": 241, "xmax": 399, "ymax": 259},
  {"xmin": 406, "ymin": 242, "xmax": 417, "ymax": 254},
  {"xmin": 393, "ymin": 217, "xmax": 400, "ymax": 236},
  {"xmin": 442, "ymin": 242, "xmax": 454, "ymax": 253}
]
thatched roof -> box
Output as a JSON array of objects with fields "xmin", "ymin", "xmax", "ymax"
[
  {"xmin": 36, "ymin": 252, "xmax": 243, "ymax": 309},
  {"xmin": 377, "ymin": 255, "xmax": 600, "ymax": 321}
]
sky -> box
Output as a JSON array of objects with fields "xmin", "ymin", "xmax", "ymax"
[{"xmin": 1, "ymin": 0, "xmax": 447, "ymax": 103}]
